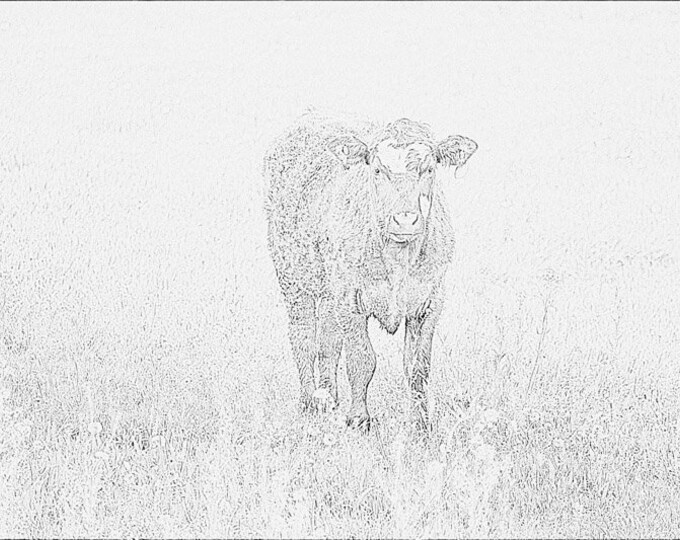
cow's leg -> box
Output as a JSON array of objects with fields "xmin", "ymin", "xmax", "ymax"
[
  {"xmin": 343, "ymin": 314, "xmax": 376, "ymax": 432},
  {"xmin": 283, "ymin": 291, "xmax": 317, "ymax": 413},
  {"xmin": 316, "ymin": 296, "xmax": 343, "ymax": 411},
  {"xmin": 403, "ymin": 290, "xmax": 443, "ymax": 433}
]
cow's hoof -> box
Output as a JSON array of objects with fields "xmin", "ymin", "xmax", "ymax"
[
  {"xmin": 300, "ymin": 395, "xmax": 316, "ymax": 414},
  {"xmin": 301, "ymin": 390, "xmax": 337, "ymax": 414},
  {"xmin": 313, "ymin": 388, "xmax": 337, "ymax": 412},
  {"xmin": 346, "ymin": 414, "xmax": 371, "ymax": 433}
]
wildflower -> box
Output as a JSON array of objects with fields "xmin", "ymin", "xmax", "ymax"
[
  {"xmin": 485, "ymin": 460, "xmax": 502, "ymax": 487},
  {"xmin": 331, "ymin": 413, "xmax": 346, "ymax": 429},
  {"xmin": 322, "ymin": 432, "xmax": 337, "ymax": 446},
  {"xmin": 482, "ymin": 409, "xmax": 500, "ymax": 425},
  {"xmin": 16, "ymin": 419, "xmax": 33, "ymax": 439},
  {"xmin": 313, "ymin": 388, "xmax": 333, "ymax": 402},
  {"xmin": 553, "ymin": 437, "xmax": 565, "ymax": 449},
  {"xmin": 533, "ymin": 451, "xmax": 546, "ymax": 467},
  {"xmin": 313, "ymin": 388, "xmax": 335, "ymax": 412},
  {"xmin": 473, "ymin": 443, "xmax": 496, "ymax": 463},
  {"xmin": 292, "ymin": 489, "xmax": 306, "ymax": 503},
  {"xmin": 94, "ymin": 451, "xmax": 109, "ymax": 461},
  {"xmin": 426, "ymin": 461, "xmax": 445, "ymax": 480},
  {"xmin": 306, "ymin": 424, "xmax": 321, "ymax": 438},
  {"xmin": 150, "ymin": 435, "xmax": 166, "ymax": 448},
  {"xmin": 470, "ymin": 434, "xmax": 484, "ymax": 448},
  {"xmin": 527, "ymin": 410, "xmax": 541, "ymax": 426},
  {"xmin": 88, "ymin": 421, "xmax": 103, "ymax": 435}
]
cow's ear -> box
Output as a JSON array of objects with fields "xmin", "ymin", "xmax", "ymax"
[
  {"xmin": 328, "ymin": 135, "xmax": 369, "ymax": 168},
  {"xmin": 436, "ymin": 135, "xmax": 478, "ymax": 168}
]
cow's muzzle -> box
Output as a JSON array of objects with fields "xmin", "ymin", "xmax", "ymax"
[{"xmin": 387, "ymin": 211, "xmax": 423, "ymax": 243}]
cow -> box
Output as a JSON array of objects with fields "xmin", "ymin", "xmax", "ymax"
[{"xmin": 264, "ymin": 113, "xmax": 477, "ymax": 432}]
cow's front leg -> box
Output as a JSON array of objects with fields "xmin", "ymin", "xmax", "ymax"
[
  {"xmin": 342, "ymin": 312, "xmax": 376, "ymax": 433},
  {"xmin": 404, "ymin": 290, "xmax": 443, "ymax": 433}
]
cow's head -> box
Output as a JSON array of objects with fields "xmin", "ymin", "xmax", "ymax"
[{"xmin": 329, "ymin": 119, "xmax": 477, "ymax": 245}]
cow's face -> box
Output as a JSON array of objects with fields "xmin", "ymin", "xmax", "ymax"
[
  {"xmin": 369, "ymin": 140, "xmax": 436, "ymax": 243},
  {"xmin": 329, "ymin": 126, "xmax": 477, "ymax": 245}
]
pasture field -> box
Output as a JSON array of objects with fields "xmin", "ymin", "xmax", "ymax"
[{"xmin": 2, "ymin": 4, "xmax": 680, "ymax": 538}]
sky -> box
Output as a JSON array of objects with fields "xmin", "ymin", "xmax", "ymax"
[{"xmin": 1, "ymin": 3, "xmax": 679, "ymax": 282}]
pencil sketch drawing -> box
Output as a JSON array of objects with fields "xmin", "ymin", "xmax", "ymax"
[
  {"xmin": 264, "ymin": 115, "xmax": 477, "ymax": 431},
  {"xmin": 3, "ymin": 3, "xmax": 680, "ymax": 538}
]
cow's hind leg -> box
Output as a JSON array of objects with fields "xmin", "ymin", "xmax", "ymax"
[
  {"xmin": 316, "ymin": 297, "xmax": 343, "ymax": 411},
  {"xmin": 283, "ymin": 290, "xmax": 317, "ymax": 413}
]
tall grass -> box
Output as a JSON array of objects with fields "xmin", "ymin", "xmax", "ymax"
[{"xmin": 2, "ymin": 119, "xmax": 680, "ymax": 537}]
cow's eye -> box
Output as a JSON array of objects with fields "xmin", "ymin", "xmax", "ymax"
[
  {"xmin": 427, "ymin": 166, "xmax": 434, "ymax": 175},
  {"xmin": 374, "ymin": 167, "xmax": 381, "ymax": 176}
]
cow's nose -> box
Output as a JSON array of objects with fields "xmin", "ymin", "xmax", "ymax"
[{"xmin": 393, "ymin": 212, "xmax": 419, "ymax": 227}]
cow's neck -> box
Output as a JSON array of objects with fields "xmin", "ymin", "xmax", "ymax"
[
  {"xmin": 362, "ymin": 229, "xmax": 425, "ymax": 285},
  {"xmin": 382, "ymin": 240, "xmax": 421, "ymax": 279}
]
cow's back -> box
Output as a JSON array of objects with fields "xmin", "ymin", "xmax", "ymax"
[{"xmin": 264, "ymin": 116, "xmax": 370, "ymax": 299}]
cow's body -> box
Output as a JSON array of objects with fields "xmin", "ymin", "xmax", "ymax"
[{"xmin": 264, "ymin": 114, "xmax": 477, "ymax": 431}]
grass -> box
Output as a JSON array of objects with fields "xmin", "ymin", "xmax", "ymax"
[{"xmin": 2, "ymin": 136, "xmax": 680, "ymax": 538}]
